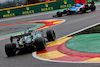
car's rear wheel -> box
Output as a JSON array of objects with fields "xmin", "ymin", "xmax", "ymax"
[
  {"xmin": 35, "ymin": 37, "xmax": 46, "ymax": 51},
  {"xmin": 46, "ymin": 29, "xmax": 56, "ymax": 42},
  {"xmin": 57, "ymin": 11, "xmax": 62, "ymax": 17},
  {"xmin": 5, "ymin": 43, "xmax": 16, "ymax": 57},
  {"xmin": 90, "ymin": 5, "xmax": 96, "ymax": 11}
]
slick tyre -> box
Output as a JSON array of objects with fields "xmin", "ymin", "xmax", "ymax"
[
  {"xmin": 90, "ymin": 5, "xmax": 96, "ymax": 11},
  {"xmin": 5, "ymin": 43, "xmax": 16, "ymax": 57},
  {"xmin": 46, "ymin": 29, "xmax": 56, "ymax": 42},
  {"xmin": 57, "ymin": 11, "xmax": 62, "ymax": 17},
  {"xmin": 35, "ymin": 37, "xmax": 46, "ymax": 51}
]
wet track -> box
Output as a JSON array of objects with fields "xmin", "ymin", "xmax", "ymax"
[{"xmin": 0, "ymin": 5, "xmax": 100, "ymax": 67}]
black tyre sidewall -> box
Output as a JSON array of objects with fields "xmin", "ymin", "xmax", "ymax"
[
  {"xmin": 90, "ymin": 5, "xmax": 96, "ymax": 11},
  {"xmin": 46, "ymin": 30, "xmax": 56, "ymax": 42},
  {"xmin": 5, "ymin": 43, "xmax": 16, "ymax": 57},
  {"xmin": 57, "ymin": 11, "xmax": 62, "ymax": 17},
  {"xmin": 35, "ymin": 37, "xmax": 46, "ymax": 51}
]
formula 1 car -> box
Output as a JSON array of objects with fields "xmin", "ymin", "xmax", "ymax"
[
  {"xmin": 5, "ymin": 28, "xmax": 56, "ymax": 57},
  {"xmin": 53, "ymin": 1, "xmax": 96, "ymax": 17}
]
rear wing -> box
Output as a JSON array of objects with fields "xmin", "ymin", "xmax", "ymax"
[
  {"xmin": 87, "ymin": 1, "xmax": 95, "ymax": 5},
  {"xmin": 10, "ymin": 33, "xmax": 31, "ymax": 43}
]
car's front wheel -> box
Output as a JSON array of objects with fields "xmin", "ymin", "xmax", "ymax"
[
  {"xmin": 90, "ymin": 5, "xmax": 96, "ymax": 11},
  {"xmin": 57, "ymin": 11, "xmax": 62, "ymax": 17},
  {"xmin": 46, "ymin": 29, "xmax": 56, "ymax": 42}
]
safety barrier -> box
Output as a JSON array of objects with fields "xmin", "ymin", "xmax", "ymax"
[
  {"xmin": 0, "ymin": 0, "xmax": 99, "ymax": 19},
  {"xmin": 0, "ymin": 0, "xmax": 75, "ymax": 19}
]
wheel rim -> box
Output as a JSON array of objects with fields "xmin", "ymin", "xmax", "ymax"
[{"xmin": 51, "ymin": 31, "xmax": 56, "ymax": 40}]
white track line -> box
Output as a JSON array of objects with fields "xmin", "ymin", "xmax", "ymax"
[{"xmin": 32, "ymin": 21, "xmax": 100, "ymax": 63}]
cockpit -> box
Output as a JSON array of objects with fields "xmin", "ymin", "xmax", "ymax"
[
  {"xmin": 24, "ymin": 29, "xmax": 34, "ymax": 34},
  {"xmin": 74, "ymin": 4, "xmax": 82, "ymax": 7}
]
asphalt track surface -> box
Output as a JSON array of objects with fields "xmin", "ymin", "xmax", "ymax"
[
  {"xmin": 0, "ymin": 5, "xmax": 100, "ymax": 67},
  {"xmin": 0, "ymin": 25, "xmax": 36, "ymax": 36}
]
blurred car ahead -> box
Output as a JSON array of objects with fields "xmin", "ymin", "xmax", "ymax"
[{"xmin": 53, "ymin": 1, "xmax": 96, "ymax": 17}]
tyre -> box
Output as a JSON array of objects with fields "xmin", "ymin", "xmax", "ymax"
[
  {"xmin": 57, "ymin": 11, "xmax": 62, "ymax": 17},
  {"xmin": 5, "ymin": 43, "xmax": 16, "ymax": 57},
  {"xmin": 90, "ymin": 5, "xmax": 96, "ymax": 11},
  {"xmin": 85, "ymin": 5, "xmax": 89, "ymax": 10},
  {"xmin": 80, "ymin": 8, "xmax": 86, "ymax": 13},
  {"xmin": 35, "ymin": 37, "xmax": 46, "ymax": 51},
  {"xmin": 46, "ymin": 29, "xmax": 56, "ymax": 42}
]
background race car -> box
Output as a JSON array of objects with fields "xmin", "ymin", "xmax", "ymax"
[
  {"xmin": 53, "ymin": 1, "xmax": 96, "ymax": 17},
  {"xmin": 5, "ymin": 28, "xmax": 56, "ymax": 57}
]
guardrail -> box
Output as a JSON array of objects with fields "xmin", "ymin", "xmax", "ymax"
[
  {"xmin": 0, "ymin": 0, "xmax": 75, "ymax": 19},
  {"xmin": 0, "ymin": 0, "xmax": 99, "ymax": 19}
]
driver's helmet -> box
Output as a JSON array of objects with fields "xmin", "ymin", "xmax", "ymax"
[{"xmin": 24, "ymin": 28, "xmax": 32, "ymax": 34}]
